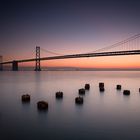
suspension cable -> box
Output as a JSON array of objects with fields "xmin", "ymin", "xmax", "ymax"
[
  {"xmin": 40, "ymin": 47, "xmax": 64, "ymax": 55},
  {"xmin": 89, "ymin": 33, "xmax": 140, "ymax": 53}
]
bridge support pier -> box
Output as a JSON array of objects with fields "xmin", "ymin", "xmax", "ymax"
[
  {"xmin": 0, "ymin": 56, "xmax": 3, "ymax": 71},
  {"xmin": 35, "ymin": 46, "xmax": 41, "ymax": 71},
  {"xmin": 12, "ymin": 61, "xmax": 18, "ymax": 71},
  {"xmin": 0, "ymin": 64, "xmax": 3, "ymax": 71}
]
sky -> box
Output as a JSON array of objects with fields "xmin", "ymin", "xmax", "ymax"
[{"xmin": 0, "ymin": 0, "xmax": 140, "ymax": 69}]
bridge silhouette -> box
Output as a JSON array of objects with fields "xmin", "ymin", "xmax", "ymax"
[{"xmin": 0, "ymin": 34, "xmax": 140, "ymax": 71}]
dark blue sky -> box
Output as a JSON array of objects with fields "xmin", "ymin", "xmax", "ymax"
[{"xmin": 0, "ymin": 0, "xmax": 140, "ymax": 61}]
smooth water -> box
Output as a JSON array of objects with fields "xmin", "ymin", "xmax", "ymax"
[{"xmin": 0, "ymin": 71, "xmax": 140, "ymax": 140}]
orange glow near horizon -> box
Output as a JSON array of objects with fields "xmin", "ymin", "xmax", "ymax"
[
  {"xmin": 18, "ymin": 55, "xmax": 140, "ymax": 69},
  {"xmin": 3, "ymin": 33, "xmax": 140, "ymax": 69}
]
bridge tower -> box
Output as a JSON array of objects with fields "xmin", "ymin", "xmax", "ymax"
[
  {"xmin": 12, "ymin": 61, "xmax": 18, "ymax": 71},
  {"xmin": 35, "ymin": 46, "xmax": 41, "ymax": 71},
  {"xmin": 0, "ymin": 56, "xmax": 3, "ymax": 71}
]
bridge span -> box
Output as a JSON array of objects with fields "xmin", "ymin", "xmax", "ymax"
[
  {"xmin": 0, "ymin": 34, "xmax": 140, "ymax": 71},
  {"xmin": 0, "ymin": 49, "xmax": 140, "ymax": 71}
]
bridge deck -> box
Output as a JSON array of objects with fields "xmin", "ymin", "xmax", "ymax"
[{"xmin": 1, "ymin": 50, "xmax": 140, "ymax": 64}]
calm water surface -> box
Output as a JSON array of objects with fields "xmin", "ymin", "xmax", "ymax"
[{"xmin": 0, "ymin": 71, "xmax": 140, "ymax": 140}]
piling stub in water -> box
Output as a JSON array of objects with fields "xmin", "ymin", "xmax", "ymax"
[
  {"xmin": 75, "ymin": 96, "xmax": 83, "ymax": 104},
  {"xmin": 37, "ymin": 101, "xmax": 48, "ymax": 110},
  {"xmin": 116, "ymin": 85, "xmax": 121, "ymax": 90},
  {"xmin": 21, "ymin": 94, "xmax": 30, "ymax": 102},
  {"xmin": 99, "ymin": 82, "xmax": 104, "ymax": 88},
  {"xmin": 99, "ymin": 87, "xmax": 105, "ymax": 92},
  {"xmin": 99, "ymin": 82, "xmax": 105, "ymax": 92},
  {"xmin": 85, "ymin": 84, "xmax": 90, "ymax": 90},
  {"xmin": 56, "ymin": 91, "xmax": 63, "ymax": 99},
  {"xmin": 123, "ymin": 90, "xmax": 130, "ymax": 95},
  {"xmin": 79, "ymin": 88, "xmax": 85, "ymax": 95}
]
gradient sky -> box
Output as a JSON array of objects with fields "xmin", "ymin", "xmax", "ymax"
[{"xmin": 0, "ymin": 0, "xmax": 140, "ymax": 68}]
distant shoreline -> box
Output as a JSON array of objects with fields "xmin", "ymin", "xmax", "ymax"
[
  {"xmin": 2, "ymin": 66, "xmax": 140, "ymax": 71},
  {"xmin": 1, "ymin": 69, "xmax": 140, "ymax": 71}
]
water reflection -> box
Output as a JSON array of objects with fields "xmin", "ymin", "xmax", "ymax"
[
  {"xmin": 0, "ymin": 71, "xmax": 140, "ymax": 140},
  {"xmin": 37, "ymin": 108, "xmax": 48, "ymax": 114},
  {"xmin": 123, "ymin": 92, "xmax": 131, "ymax": 102},
  {"xmin": 21, "ymin": 101, "xmax": 30, "ymax": 107},
  {"xmin": 55, "ymin": 98, "xmax": 63, "ymax": 103}
]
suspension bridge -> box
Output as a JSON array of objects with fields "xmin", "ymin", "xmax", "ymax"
[{"xmin": 0, "ymin": 34, "xmax": 140, "ymax": 71}]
